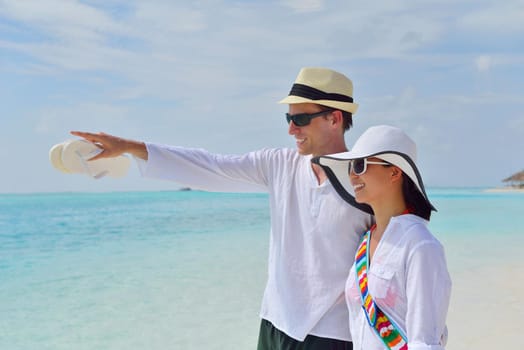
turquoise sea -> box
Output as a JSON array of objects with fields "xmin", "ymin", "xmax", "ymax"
[{"xmin": 1, "ymin": 188, "xmax": 523, "ymax": 349}]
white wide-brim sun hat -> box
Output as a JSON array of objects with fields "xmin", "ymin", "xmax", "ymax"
[
  {"xmin": 312, "ymin": 125, "xmax": 435, "ymax": 214},
  {"xmin": 49, "ymin": 139, "xmax": 130, "ymax": 179}
]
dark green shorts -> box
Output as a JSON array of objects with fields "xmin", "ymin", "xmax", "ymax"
[{"xmin": 257, "ymin": 319, "xmax": 353, "ymax": 350}]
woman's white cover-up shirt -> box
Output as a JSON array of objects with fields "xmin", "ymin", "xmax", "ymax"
[{"xmin": 345, "ymin": 214, "xmax": 451, "ymax": 350}]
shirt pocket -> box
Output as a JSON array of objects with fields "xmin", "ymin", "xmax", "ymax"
[{"xmin": 368, "ymin": 266, "xmax": 395, "ymax": 301}]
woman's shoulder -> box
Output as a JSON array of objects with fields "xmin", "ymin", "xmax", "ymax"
[{"xmin": 391, "ymin": 214, "xmax": 442, "ymax": 247}]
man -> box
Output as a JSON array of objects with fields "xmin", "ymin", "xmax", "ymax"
[{"xmin": 72, "ymin": 67, "xmax": 372, "ymax": 349}]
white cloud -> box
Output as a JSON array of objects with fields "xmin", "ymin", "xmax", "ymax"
[
  {"xmin": 459, "ymin": 1, "xmax": 524, "ymax": 34},
  {"xmin": 475, "ymin": 55, "xmax": 492, "ymax": 72},
  {"xmin": 34, "ymin": 103, "xmax": 131, "ymax": 135},
  {"xmin": 280, "ymin": 0, "xmax": 326, "ymax": 13},
  {"xmin": 0, "ymin": 0, "xmax": 128, "ymax": 43},
  {"xmin": 133, "ymin": 3, "xmax": 207, "ymax": 34}
]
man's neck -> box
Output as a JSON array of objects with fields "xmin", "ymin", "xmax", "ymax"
[
  {"xmin": 311, "ymin": 145, "xmax": 348, "ymax": 159},
  {"xmin": 310, "ymin": 139, "xmax": 347, "ymax": 185},
  {"xmin": 311, "ymin": 162, "xmax": 327, "ymax": 185}
]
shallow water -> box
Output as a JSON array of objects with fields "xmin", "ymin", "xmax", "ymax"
[{"xmin": 1, "ymin": 189, "xmax": 522, "ymax": 349}]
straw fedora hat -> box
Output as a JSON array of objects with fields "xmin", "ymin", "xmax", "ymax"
[
  {"xmin": 279, "ymin": 67, "xmax": 358, "ymax": 114},
  {"xmin": 312, "ymin": 125, "xmax": 435, "ymax": 214}
]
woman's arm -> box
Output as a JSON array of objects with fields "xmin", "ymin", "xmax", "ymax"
[{"xmin": 405, "ymin": 240, "xmax": 452, "ymax": 349}]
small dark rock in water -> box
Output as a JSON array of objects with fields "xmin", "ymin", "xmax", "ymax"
[{"xmin": 179, "ymin": 187, "xmax": 191, "ymax": 191}]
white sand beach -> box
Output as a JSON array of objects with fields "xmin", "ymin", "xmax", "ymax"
[
  {"xmin": 446, "ymin": 263, "xmax": 523, "ymax": 349},
  {"xmin": 484, "ymin": 187, "xmax": 524, "ymax": 193}
]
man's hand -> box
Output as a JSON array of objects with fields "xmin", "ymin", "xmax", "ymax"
[{"xmin": 70, "ymin": 131, "xmax": 148, "ymax": 160}]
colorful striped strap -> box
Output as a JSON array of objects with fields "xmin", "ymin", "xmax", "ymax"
[{"xmin": 355, "ymin": 228, "xmax": 408, "ymax": 350}]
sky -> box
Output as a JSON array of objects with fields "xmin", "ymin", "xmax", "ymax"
[{"xmin": 1, "ymin": 0, "xmax": 523, "ymax": 193}]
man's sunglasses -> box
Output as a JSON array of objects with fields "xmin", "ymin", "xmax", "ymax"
[
  {"xmin": 349, "ymin": 158, "xmax": 391, "ymax": 176},
  {"xmin": 286, "ymin": 110, "xmax": 333, "ymax": 127}
]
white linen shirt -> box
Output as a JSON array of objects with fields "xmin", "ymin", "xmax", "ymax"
[
  {"xmin": 138, "ymin": 144, "xmax": 373, "ymax": 341},
  {"xmin": 345, "ymin": 214, "xmax": 451, "ymax": 350}
]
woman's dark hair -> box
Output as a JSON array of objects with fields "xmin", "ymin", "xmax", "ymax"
[{"xmin": 402, "ymin": 173, "xmax": 432, "ymax": 220}]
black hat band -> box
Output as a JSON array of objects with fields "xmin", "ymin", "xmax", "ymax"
[{"xmin": 289, "ymin": 83, "xmax": 353, "ymax": 103}]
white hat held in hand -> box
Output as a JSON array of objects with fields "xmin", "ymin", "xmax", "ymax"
[{"xmin": 49, "ymin": 139, "xmax": 130, "ymax": 179}]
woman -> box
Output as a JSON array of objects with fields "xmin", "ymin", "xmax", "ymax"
[{"xmin": 313, "ymin": 125, "xmax": 451, "ymax": 350}]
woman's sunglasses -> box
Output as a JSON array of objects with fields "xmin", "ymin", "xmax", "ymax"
[
  {"xmin": 349, "ymin": 158, "xmax": 390, "ymax": 176},
  {"xmin": 285, "ymin": 110, "xmax": 333, "ymax": 127}
]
